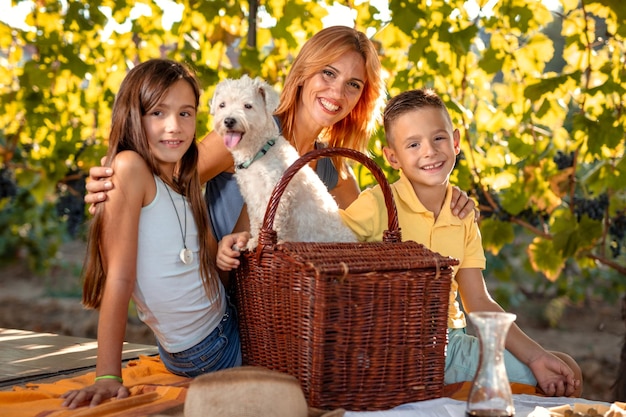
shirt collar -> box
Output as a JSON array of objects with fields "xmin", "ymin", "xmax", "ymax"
[{"xmin": 395, "ymin": 172, "xmax": 462, "ymax": 225}]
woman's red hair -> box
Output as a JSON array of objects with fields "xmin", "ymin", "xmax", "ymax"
[{"xmin": 275, "ymin": 26, "xmax": 385, "ymax": 175}]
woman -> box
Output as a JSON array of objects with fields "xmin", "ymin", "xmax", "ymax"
[{"xmin": 85, "ymin": 26, "xmax": 475, "ymax": 242}]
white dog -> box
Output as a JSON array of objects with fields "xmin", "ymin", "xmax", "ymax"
[{"xmin": 210, "ymin": 75, "xmax": 356, "ymax": 249}]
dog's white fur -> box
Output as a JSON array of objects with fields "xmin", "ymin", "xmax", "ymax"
[{"xmin": 211, "ymin": 75, "xmax": 356, "ymax": 249}]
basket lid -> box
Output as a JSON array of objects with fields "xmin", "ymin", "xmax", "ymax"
[{"xmin": 266, "ymin": 240, "xmax": 459, "ymax": 275}]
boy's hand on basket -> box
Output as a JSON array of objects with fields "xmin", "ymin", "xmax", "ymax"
[{"xmin": 217, "ymin": 232, "xmax": 250, "ymax": 271}]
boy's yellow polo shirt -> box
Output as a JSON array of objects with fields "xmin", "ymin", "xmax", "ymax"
[{"xmin": 340, "ymin": 172, "xmax": 486, "ymax": 329}]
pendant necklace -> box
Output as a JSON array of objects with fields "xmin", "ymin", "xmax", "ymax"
[{"xmin": 163, "ymin": 181, "xmax": 193, "ymax": 265}]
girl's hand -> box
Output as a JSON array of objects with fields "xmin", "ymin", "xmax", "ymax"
[
  {"xmin": 61, "ymin": 379, "xmax": 129, "ymax": 409},
  {"xmin": 450, "ymin": 186, "xmax": 478, "ymax": 220},
  {"xmin": 216, "ymin": 232, "xmax": 250, "ymax": 271}
]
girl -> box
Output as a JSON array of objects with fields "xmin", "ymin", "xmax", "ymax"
[
  {"xmin": 61, "ymin": 59, "xmax": 241, "ymax": 409},
  {"xmin": 84, "ymin": 27, "xmax": 477, "ymax": 242}
]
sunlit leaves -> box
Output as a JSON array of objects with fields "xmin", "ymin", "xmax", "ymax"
[
  {"xmin": 573, "ymin": 112, "xmax": 621, "ymax": 157},
  {"xmin": 515, "ymin": 33, "xmax": 554, "ymax": 75},
  {"xmin": 584, "ymin": 157, "xmax": 626, "ymax": 196},
  {"xmin": 552, "ymin": 209, "xmax": 603, "ymax": 256},
  {"xmin": 388, "ymin": 1, "xmax": 426, "ymax": 34},
  {"xmin": 525, "ymin": 164, "xmax": 563, "ymax": 213},
  {"xmin": 479, "ymin": 217, "xmax": 515, "ymax": 254},
  {"xmin": 65, "ymin": 1, "xmax": 108, "ymax": 30},
  {"xmin": 528, "ymin": 237, "xmax": 564, "ymax": 282},
  {"xmin": 561, "ymin": 0, "xmax": 580, "ymax": 13},
  {"xmin": 0, "ymin": 22, "xmax": 15, "ymax": 50},
  {"xmin": 524, "ymin": 72, "xmax": 579, "ymax": 101}
]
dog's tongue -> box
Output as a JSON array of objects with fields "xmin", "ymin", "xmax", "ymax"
[{"xmin": 223, "ymin": 131, "xmax": 242, "ymax": 149}]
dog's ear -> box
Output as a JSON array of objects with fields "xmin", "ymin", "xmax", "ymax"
[
  {"xmin": 209, "ymin": 85, "xmax": 221, "ymax": 116},
  {"xmin": 210, "ymin": 79, "xmax": 231, "ymax": 116},
  {"xmin": 254, "ymin": 77, "xmax": 280, "ymax": 115}
]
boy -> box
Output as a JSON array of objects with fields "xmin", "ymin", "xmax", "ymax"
[{"xmin": 339, "ymin": 88, "xmax": 582, "ymax": 397}]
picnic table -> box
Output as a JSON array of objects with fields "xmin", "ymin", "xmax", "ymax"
[{"xmin": 0, "ymin": 328, "xmax": 158, "ymax": 389}]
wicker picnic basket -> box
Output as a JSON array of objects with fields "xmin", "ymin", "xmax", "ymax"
[{"xmin": 233, "ymin": 147, "xmax": 459, "ymax": 411}]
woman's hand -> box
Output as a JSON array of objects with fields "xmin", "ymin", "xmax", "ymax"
[
  {"xmin": 61, "ymin": 379, "xmax": 129, "ymax": 409},
  {"xmin": 450, "ymin": 186, "xmax": 478, "ymax": 220},
  {"xmin": 216, "ymin": 232, "xmax": 250, "ymax": 271},
  {"xmin": 84, "ymin": 165, "xmax": 114, "ymax": 215}
]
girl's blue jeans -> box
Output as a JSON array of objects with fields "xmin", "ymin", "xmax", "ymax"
[{"xmin": 157, "ymin": 300, "xmax": 242, "ymax": 377}]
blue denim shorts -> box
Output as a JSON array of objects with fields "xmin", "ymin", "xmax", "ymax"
[
  {"xmin": 445, "ymin": 328, "xmax": 537, "ymax": 386},
  {"xmin": 157, "ymin": 300, "xmax": 242, "ymax": 377}
]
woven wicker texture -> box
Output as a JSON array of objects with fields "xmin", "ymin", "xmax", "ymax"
[{"xmin": 234, "ymin": 147, "xmax": 459, "ymax": 411}]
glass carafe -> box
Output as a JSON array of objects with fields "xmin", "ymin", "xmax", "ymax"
[{"xmin": 466, "ymin": 312, "xmax": 516, "ymax": 417}]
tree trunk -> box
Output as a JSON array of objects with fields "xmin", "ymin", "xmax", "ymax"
[{"xmin": 247, "ymin": 0, "xmax": 257, "ymax": 48}]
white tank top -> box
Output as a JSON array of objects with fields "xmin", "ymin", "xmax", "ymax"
[{"xmin": 133, "ymin": 176, "xmax": 225, "ymax": 353}]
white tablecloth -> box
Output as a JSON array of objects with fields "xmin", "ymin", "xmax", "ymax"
[{"xmin": 345, "ymin": 394, "xmax": 608, "ymax": 417}]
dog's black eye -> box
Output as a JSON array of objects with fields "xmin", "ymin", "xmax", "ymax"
[
  {"xmin": 244, "ymin": 103, "xmax": 252, "ymax": 109},
  {"xmin": 219, "ymin": 102, "xmax": 225, "ymax": 108}
]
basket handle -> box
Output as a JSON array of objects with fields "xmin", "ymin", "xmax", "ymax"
[{"xmin": 257, "ymin": 147, "xmax": 401, "ymax": 246}]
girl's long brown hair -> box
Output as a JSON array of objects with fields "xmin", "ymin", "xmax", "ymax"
[
  {"xmin": 82, "ymin": 59, "xmax": 220, "ymax": 309},
  {"xmin": 275, "ymin": 26, "xmax": 386, "ymax": 175}
]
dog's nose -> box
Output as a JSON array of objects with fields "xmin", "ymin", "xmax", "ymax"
[{"xmin": 224, "ymin": 117, "xmax": 236, "ymax": 129}]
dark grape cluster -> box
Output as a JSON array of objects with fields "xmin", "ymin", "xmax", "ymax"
[
  {"xmin": 572, "ymin": 193, "xmax": 608, "ymax": 221},
  {"xmin": 609, "ymin": 211, "xmax": 626, "ymax": 258},
  {"xmin": 0, "ymin": 167, "xmax": 17, "ymax": 199},
  {"xmin": 473, "ymin": 187, "xmax": 548, "ymax": 225},
  {"xmin": 516, "ymin": 208, "xmax": 549, "ymax": 228},
  {"xmin": 553, "ymin": 150, "xmax": 575, "ymax": 170},
  {"xmin": 56, "ymin": 172, "xmax": 86, "ymax": 237}
]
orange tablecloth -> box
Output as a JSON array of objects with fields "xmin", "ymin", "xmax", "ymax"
[
  {"xmin": 0, "ymin": 354, "xmax": 541, "ymax": 417},
  {"xmin": 0, "ymin": 355, "xmax": 189, "ymax": 417}
]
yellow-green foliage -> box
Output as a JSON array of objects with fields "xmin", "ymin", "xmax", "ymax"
[{"xmin": 0, "ymin": 0, "xmax": 624, "ymax": 296}]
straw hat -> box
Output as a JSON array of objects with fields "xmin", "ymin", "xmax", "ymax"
[{"xmin": 183, "ymin": 366, "xmax": 345, "ymax": 417}]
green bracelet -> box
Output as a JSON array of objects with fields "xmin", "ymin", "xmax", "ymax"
[{"xmin": 95, "ymin": 375, "xmax": 123, "ymax": 383}]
